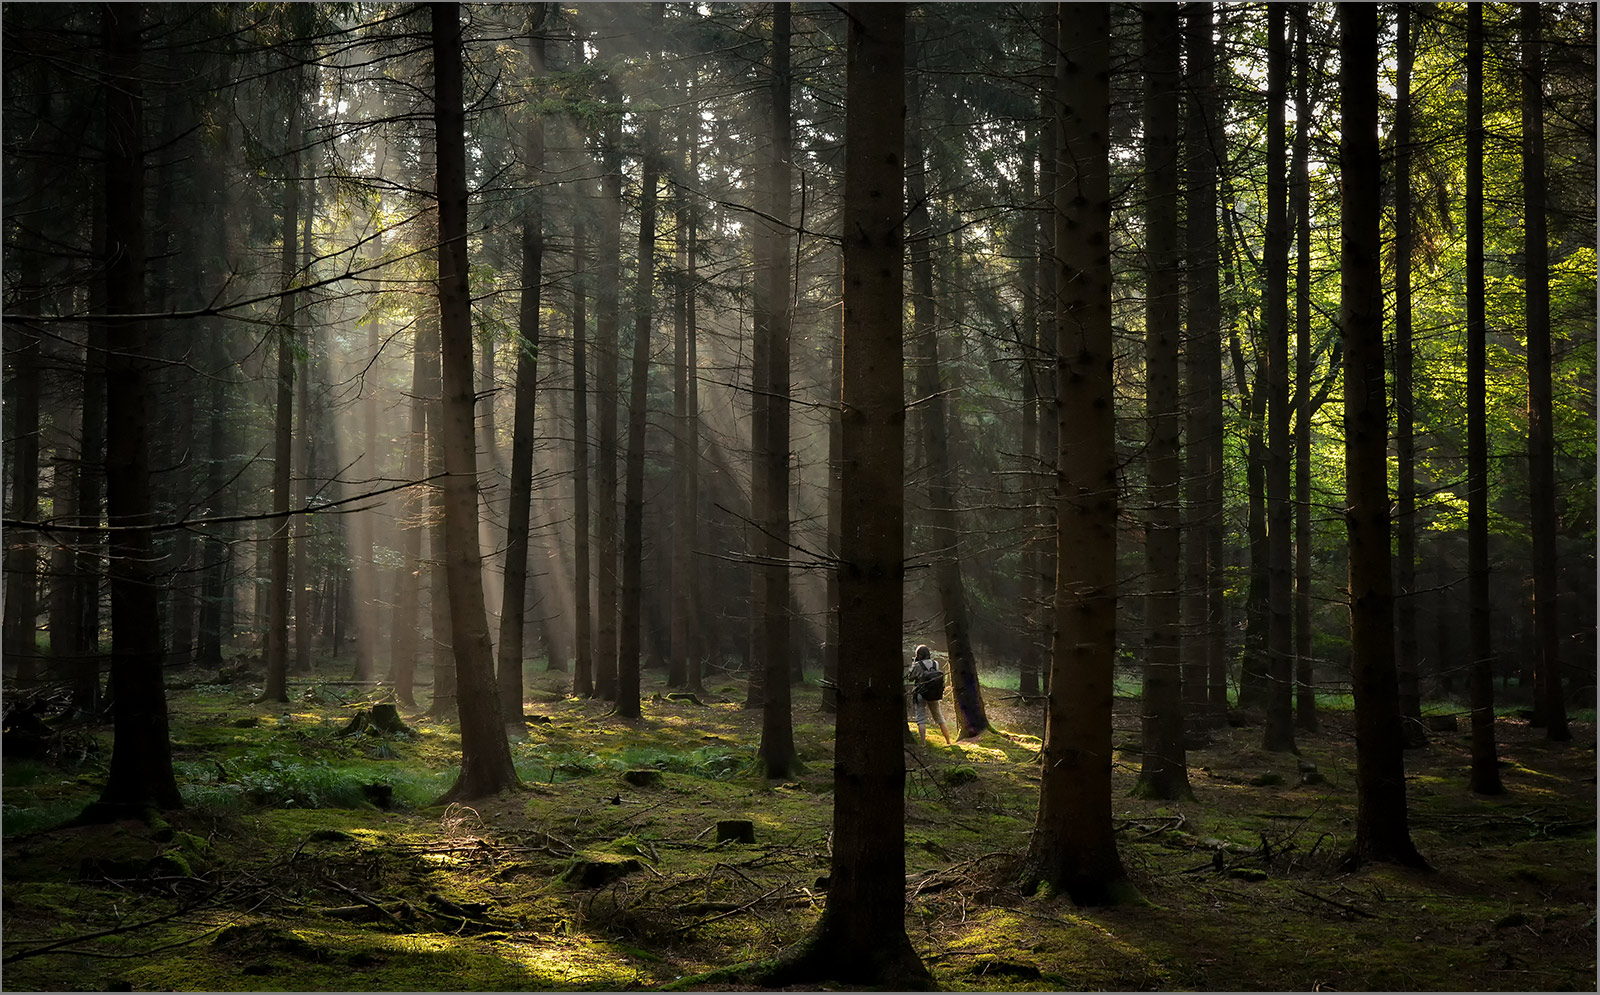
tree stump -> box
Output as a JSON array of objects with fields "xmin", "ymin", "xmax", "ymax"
[{"xmin": 716, "ymin": 819, "xmax": 755, "ymax": 844}]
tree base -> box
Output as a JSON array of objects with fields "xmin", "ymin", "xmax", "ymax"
[{"xmin": 754, "ymin": 931, "xmax": 935, "ymax": 990}]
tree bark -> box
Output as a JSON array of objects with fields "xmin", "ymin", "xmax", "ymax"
[
  {"xmin": 431, "ymin": 0, "xmax": 520, "ymax": 803},
  {"xmin": 1135, "ymin": 1, "xmax": 1191, "ymax": 798},
  {"xmin": 262, "ymin": 64, "xmax": 302, "ymax": 705},
  {"xmin": 763, "ymin": 5, "xmax": 927, "ymax": 986},
  {"xmin": 1339, "ymin": 3, "xmax": 1428, "ymax": 869},
  {"xmin": 619, "ymin": 18, "xmax": 663, "ymax": 720},
  {"xmin": 82, "ymin": 2, "xmax": 182, "ymax": 820},
  {"xmin": 1262, "ymin": 4, "xmax": 1296, "ymax": 753},
  {"xmin": 757, "ymin": 3, "xmax": 798, "ymax": 774},
  {"xmin": 497, "ymin": 4, "xmax": 548, "ymax": 722},
  {"xmin": 594, "ymin": 120, "xmax": 622, "ymax": 703},
  {"xmin": 1392, "ymin": 4, "xmax": 1421, "ymax": 744},
  {"xmin": 571, "ymin": 227, "xmax": 594, "ymax": 697},
  {"xmin": 1521, "ymin": 2, "xmax": 1568, "ymax": 742},
  {"xmin": 1020, "ymin": 2, "xmax": 1135, "ymax": 906},
  {"xmin": 1182, "ymin": 1, "xmax": 1223, "ymax": 732},
  {"xmin": 1465, "ymin": 2, "xmax": 1504, "ymax": 796}
]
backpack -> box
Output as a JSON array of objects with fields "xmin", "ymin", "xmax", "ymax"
[{"xmin": 913, "ymin": 658, "xmax": 945, "ymax": 702}]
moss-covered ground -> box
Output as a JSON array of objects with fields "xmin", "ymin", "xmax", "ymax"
[{"xmin": 2, "ymin": 663, "xmax": 1594, "ymax": 991}]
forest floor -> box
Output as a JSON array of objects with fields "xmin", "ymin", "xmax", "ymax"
[{"xmin": 1, "ymin": 662, "xmax": 1595, "ymax": 992}]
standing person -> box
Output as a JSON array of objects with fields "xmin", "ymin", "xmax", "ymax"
[{"xmin": 907, "ymin": 644, "xmax": 952, "ymax": 745}]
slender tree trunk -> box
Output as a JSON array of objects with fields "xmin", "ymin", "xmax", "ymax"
[
  {"xmin": 1339, "ymin": 3, "xmax": 1428, "ymax": 869},
  {"xmin": 1135, "ymin": 1, "xmax": 1191, "ymax": 797},
  {"xmin": 1262, "ymin": 4, "xmax": 1296, "ymax": 753},
  {"xmin": 71, "ymin": 212, "xmax": 108, "ymax": 712},
  {"xmin": 1521, "ymin": 2, "xmax": 1568, "ymax": 742},
  {"xmin": 619, "ymin": 37, "xmax": 663, "ymax": 721},
  {"xmin": 1465, "ymin": 3, "xmax": 1504, "ymax": 796},
  {"xmin": 82, "ymin": 2, "xmax": 182, "ymax": 819},
  {"xmin": 350, "ymin": 229, "xmax": 382, "ymax": 683},
  {"xmin": 670, "ymin": 100, "xmax": 693, "ymax": 691},
  {"xmin": 388, "ymin": 284, "xmax": 428, "ymax": 707},
  {"xmin": 757, "ymin": 3, "xmax": 798, "ymax": 774},
  {"xmin": 594, "ymin": 123, "xmax": 622, "ymax": 702},
  {"xmin": 431, "ymin": 0, "xmax": 520, "ymax": 802},
  {"xmin": 821, "ymin": 260, "xmax": 842, "ymax": 715},
  {"xmin": 292, "ymin": 174, "xmax": 316, "ymax": 677},
  {"xmin": 1291, "ymin": 6, "xmax": 1320, "ymax": 734},
  {"xmin": 1183, "ymin": 1, "xmax": 1223, "ymax": 732},
  {"xmin": 263, "ymin": 68, "xmax": 302, "ymax": 705},
  {"xmin": 497, "ymin": 5, "xmax": 548, "ymax": 721},
  {"xmin": 1035, "ymin": 4, "xmax": 1059, "ymax": 701},
  {"xmin": 3, "ymin": 328, "xmax": 41, "ymax": 677},
  {"xmin": 1020, "ymin": 2, "xmax": 1135, "ymax": 906},
  {"xmin": 1019, "ymin": 119, "xmax": 1041, "ymax": 700},
  {"xmin": 1393, "ymin": 4, "xmax": 1422, "ymax": 744},
  {"xmin": 906, "ymin": 44, "xmax": 988, "ymax": 741},
  {"xmin": 571, "ymin": 228, "xmax": 594, "ymax": 698},
  {"xmin": 763, "ymin": 7, "xmax": 928, "ymax": 985}
]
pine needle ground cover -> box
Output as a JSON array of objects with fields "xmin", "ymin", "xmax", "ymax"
[{"xmin": 2, "ymin": 665, "xmax": 1594, "ymax": 992}]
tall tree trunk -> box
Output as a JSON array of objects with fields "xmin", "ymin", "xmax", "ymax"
[
  {"xmin": 757, "ymin": 3, "xmax": 798, "ymax": 775},
  {"xmin": 263, "ymin": 66, "xmax": 302, "ymax": 705},
  {"xmin": 670, "ymin": 98, "xmax": 694, "ymax": 691},
  {"xmin": 821, "ymin": 259, "xmax": 842, "ymax": 715},
  {"xmin": 497, "ymin": 5, "xmax": 548, "ymax": 721},
  {"xmin": 431, "ymin": 0, "xmax": 519, "ymax": 803},
  {"xmin": 82, "ymin": 2, "xmax": 182, "ymax": 819},
  {"xmin": 1183, "ymin": 0, "xmax": 1223, "ymax": 732},
  {"xmin": 71, "ymin": 202, "xmax": 108, "ymax": 712},
  {"xmin": 1521, "ymin": 2, "xmax": 1568, "ymax": 742},
  {"xmin": 1465, "ymin": 2, "xmax": 1504, "ymax": 796},
  {"xmin": 1262, "ymin": 4, "xmax": 1295, "ymax": 753},
  {"xmin": 1292, "ymin": 6, "xmax": 1321, "ymax": 735},
  {"xmin": 1135, "ymin": 1, "xmax": 1190, "ymax": 798},
  {"xmin": 619, "ymin": 28, "xmax": 663, "ymax": 720},
  {"xmin": 349, "ymin": 228, "xmax": 382, "ymax": 683},
  {"xmin": 3, "ymin": 329, "xmax": 41, "ymax": 678},
  {"xmin": 571, "ymin": 228, "xmax": 594, "ymax": 698},
  {"xmin": 1020, "ymin": 2, "xmax": 1135, "ymax": 907},
  {"xmin": 594, "ymin": 121, "xmax": 622, "ymax": 702},
  {"xmin": 763, "ymin": 6, "xmax": 928, "ymax": 985},
  {"xmin": 1018, "ymin": 119, "xmax": 1041, "ymax": 700},
  {"xmin": 1034, "ymin": 4, "xmax": 1060, "ymax": 701},
  {"xmin": 292, "ymin": 173, "xmax": 316, "ymax": 676},
  {"xmin": 388, "ymin": 276, "xmax": 429, "ymax": 708},
  {"xmin": 1392, "ymin": 4, "xmax": 1422, "ymax": 744},
  {"xmin": 1339, "ymin": 2, "xmax": 1428, "ymax": 869},
  {"xmin": 906, "ymin": 42, "xmax": 988, "ymax": 741}
]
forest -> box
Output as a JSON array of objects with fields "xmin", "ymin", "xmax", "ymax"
[{"xmin": 1, "ymin": 2, "xmax": 1595, "ymax": 991}]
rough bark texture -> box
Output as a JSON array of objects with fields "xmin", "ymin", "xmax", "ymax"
[
  {"xmin": 906, "ymin": 45, "xmax": 988, "ymax": 741},
  {"xmin": 1292, "ymin": 7, "xmax": 1320, "ymax": 735},
  {"xmin": 1521, "ymin": 2, "xmax": 1568, "ymax": 742},
  {"xmin": 763, "ymin": 5, "xmax": 927, "ymax": 986},
  {"xmin": 431, "ymin": 1, "xmax": 520, "ymax": 803},
  {"xmin": 1134, "ymin": 2, "xmax": 1190, "ymax": 799},
  {"xmin": 1019, "ymin": 2, "xmax": 1135, "ymax": 906},
  {"xmin": 82, "ymin": 2, "xmax": 183, "ymax": 820},
  {"xmin": 1465, "ymin": 3, "xmax": 1504, "ymax": 797},
  {"xmin": 497, "ymin": 6, "xmax": 547, "ymax": 721},
  {"xmin": 1339, "ymin": 3, "xmax": 1428, "ymax": 870}
]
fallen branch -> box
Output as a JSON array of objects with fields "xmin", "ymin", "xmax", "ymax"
[{"xmin": 1291, "ymin": 885, "xmax": 1379, "ymax": 919}]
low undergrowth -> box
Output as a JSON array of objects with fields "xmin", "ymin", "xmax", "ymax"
[{"xmin": 2, "ymin": 662, "xmax": 1594, "ymax": 991}]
